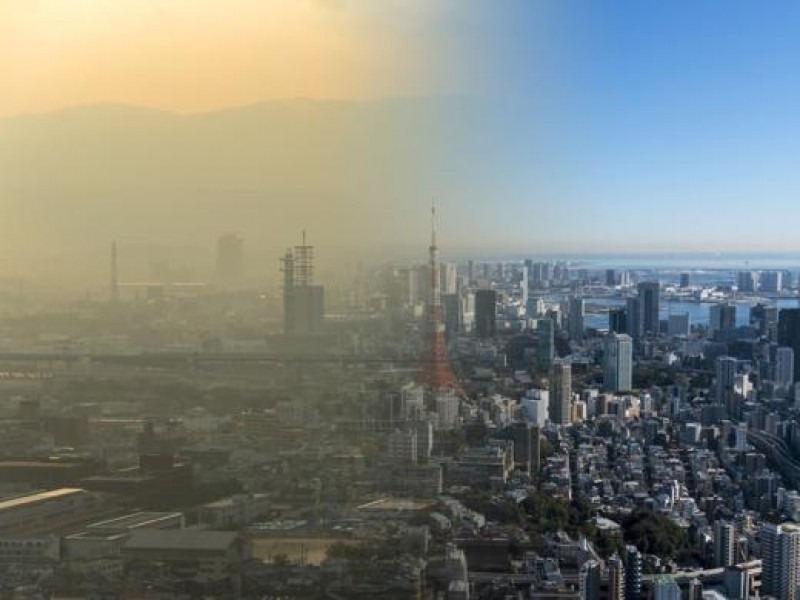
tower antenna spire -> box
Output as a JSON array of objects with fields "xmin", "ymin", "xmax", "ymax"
[{"xmin": 430, "ymin": 199, "xmax": 437, "ymax": 248}]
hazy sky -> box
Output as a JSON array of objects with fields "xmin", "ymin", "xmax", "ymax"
[
  {"xmin": 0, "ymin": 0, "xmax": 496, "ymax": 114},
  {"xmin": 2, "ymin": 0, "xmax": 800, "ymax": 287}
]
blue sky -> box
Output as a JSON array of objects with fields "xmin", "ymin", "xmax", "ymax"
[{"xmin": 459, "ymin": 1, "xmax": 800, "ymax": 252}]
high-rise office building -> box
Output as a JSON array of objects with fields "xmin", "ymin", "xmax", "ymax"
[
  {"xmin": 679, "ymin": 272, "xmax": 691, "ymax": 288},
  {"xmin": 710, "ymin": 303, "xmax": 737, "ymax": 335},
  {"xmin": 442, "ymin": 293, "xmax": 461, "ymax": 338},
  {"xmin": 531, "ymin": 262, "xmax": 551, "ymax": 289},
  {"xmin": 715, "ymin": 356, "xmax": 738, "ymax": 402},
  {"xmin": 567, "ymin": 296, "xmax": 585, "ymax": 341},
  {"xmin": 667, "ymin": 313, "xmax": 690, "ymax": 337},
  {"xmin": 604, "ymin": 334, "xmax": 633, "ymax": 393},
  {"xmin": 509, "ymin": 422, "xmax": 533, "ymax": 473},
  {"xmin": 521, "ymin": 265, "xmax": 529, "ymax": 312},
  {"xmin": 605, "ymin": 269, "xmax": 616, "ymax": 287},
  {"xmin": 475, "ymin": 289, "xmax": 497, "ymax": 338},
  {"xmin": 751, "ymin": 303, "xmax": 779, "ymax": 340},
  {"xmin": 776, "ymin": 346, "xmax": 795, "ymax": 391},
  {"xmin": 537, "ymin": 318, "xmax": 555, "ymax": 371},
  {"xmin": 627, "ymin": 297, "xmax": 641, "ymax": 340},
  {"xmin": 778, "ymin": 308, "xmax": 800, "ymax": 383},
  {"xmin": 216, "ymin": 232, "xmax": 244, "ymax": 283},
  {"xmin": 760, "ymin": 271, "xmax": 783, "ymax": 293},
  {"xmin": 531, "ymin": 425, "xmax": 541, "ymax": 475},
  {"xmin": 713, "ymin": 520, "xmax": 736, "ymax": 568},
  {"xmin": 609, "ymin": 308, "xmax": 627, "ymax": 334},
  {"xmin": 440, "ymin": 263, "xmax": 458, "ymax": 295},
  {"xmin": 637, "ymin": 282, "xmax": 660, "ymax": 336},
  {"xmin": 549, "ymin": 360, "xmax": 572, "ymax": 425},
  {"xmin": 737, "ymin": 270, "xmax": 758, "ymax": 293}
]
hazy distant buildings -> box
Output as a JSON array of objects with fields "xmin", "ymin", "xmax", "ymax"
[
  {"xmin": 549, "ymin": 360, "xmax": 572, "ymax": 425},
  {"xmin": 216, "ymin": 233, "xmax": 244, "ymax": 283},
  {"xmin": 604, "ymin": 334, "xmax": 633, "ymax": 393},
  {"xmin": 737, "ymin": 270, "xmax": 758, "ymax": 293},
  {"xmin": 680, "ymin": 272, "xmax": 691, "ymax": 288},
  {"xmin": 475, "ymin": 290, "xmax": 497, "ymax": 338},
  {"xmin": 760, "ymin": 270, "xmax": 783, "ymax": 293},
  {"xmin": 281, "ymin": 236, "xmax": 324, "ymax": 335}
]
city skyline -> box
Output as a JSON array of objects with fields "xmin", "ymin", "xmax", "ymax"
[{"xmin": 4, "ymin": 2, "xmax": 800, "ymax": 286}]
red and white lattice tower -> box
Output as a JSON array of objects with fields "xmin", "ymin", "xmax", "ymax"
[{"xmin": 418, "ymin": 203, "xmax": 460, "ymax": 393}]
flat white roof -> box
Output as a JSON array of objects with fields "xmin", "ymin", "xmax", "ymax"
[{"xmin": 0, "ymin": 488, "xmax": 85, "ymax": 513}]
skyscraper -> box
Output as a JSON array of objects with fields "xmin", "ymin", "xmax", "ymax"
[
  {"xmin": 605, "ymin": 269, "xmax": 616, "ymax": 287},
  {"xmin": 567, "ymin": 296, "xmax": 584, "ymax": 341},
  {"xmin": 737, "ymin": 270, "xmax": 758, "ymax": 293},
  {"xmin": 216, "ymin": 232, "xmax": 244, "ymax": 283},
  {"xmin": 609, "ymin": 307, "xmax": 627, "ymax": 334},
  {"xmin": 778, "ymin": 308, "xmax": 800, "ymax": 383},
  {"xmin": 475, "ymin": 289, "xmax": 497, "ymax": 338},
  {"xmin": 604, "ymin": 334, "xmax": 633, "ymax": 393},
  {"xmin": 776, "ymin": 346, "xmax": 795, "ymax": 391},
  {"xmin": 760, "ymin": 270, "xmax": 783, "ymax": 293},
  {"xmin": 715, "ymin": 356, "xmax": 738, "ymax": 402},
  {"xmin": 442, "ymin": 293, "xmax": 461, "ymax": 338},
  {"xmin": 637, "ymin": 281, "xmax": 660, "ymax": 336},
  {"xmin": 549, "ymin": 360, "xmax": 572, "ymax": 425},
  {"xmin": 751, "ymin": 303, "xmax": 778, "ymax": 340},
  {"xmin": 713, "ymin": 520, "xmax": 736, "ymax": 568},
  {"xmin": 710, "ymin": 303, "xmax": 737, "ymax": 336},
  {"xmin": 626, "ymin": 297, "xmax": 641, "ymax": 340},
  {"xmin": 537, "ymin": 318, "xmax": 555, "ymax": 371},
  {"xmin": 760, "ymin": 522, "xmax": 800, "ymax": 600}
]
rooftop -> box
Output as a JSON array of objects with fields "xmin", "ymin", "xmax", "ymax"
[
  {"xmin": 123, "ymin": 529, "xmax": 240, "ymax": 552},
  {"xmin": 89, "ymin": 511, "xmax": 183, "ymax": 530},
  {"xmin": 0, "ymin": 488, "xmax": 86, "ymax": 513}
]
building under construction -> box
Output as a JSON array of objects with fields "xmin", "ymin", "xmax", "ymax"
[{"xmin": 281, "ymin": 232, "xmax": 324, "ymax": 335}]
